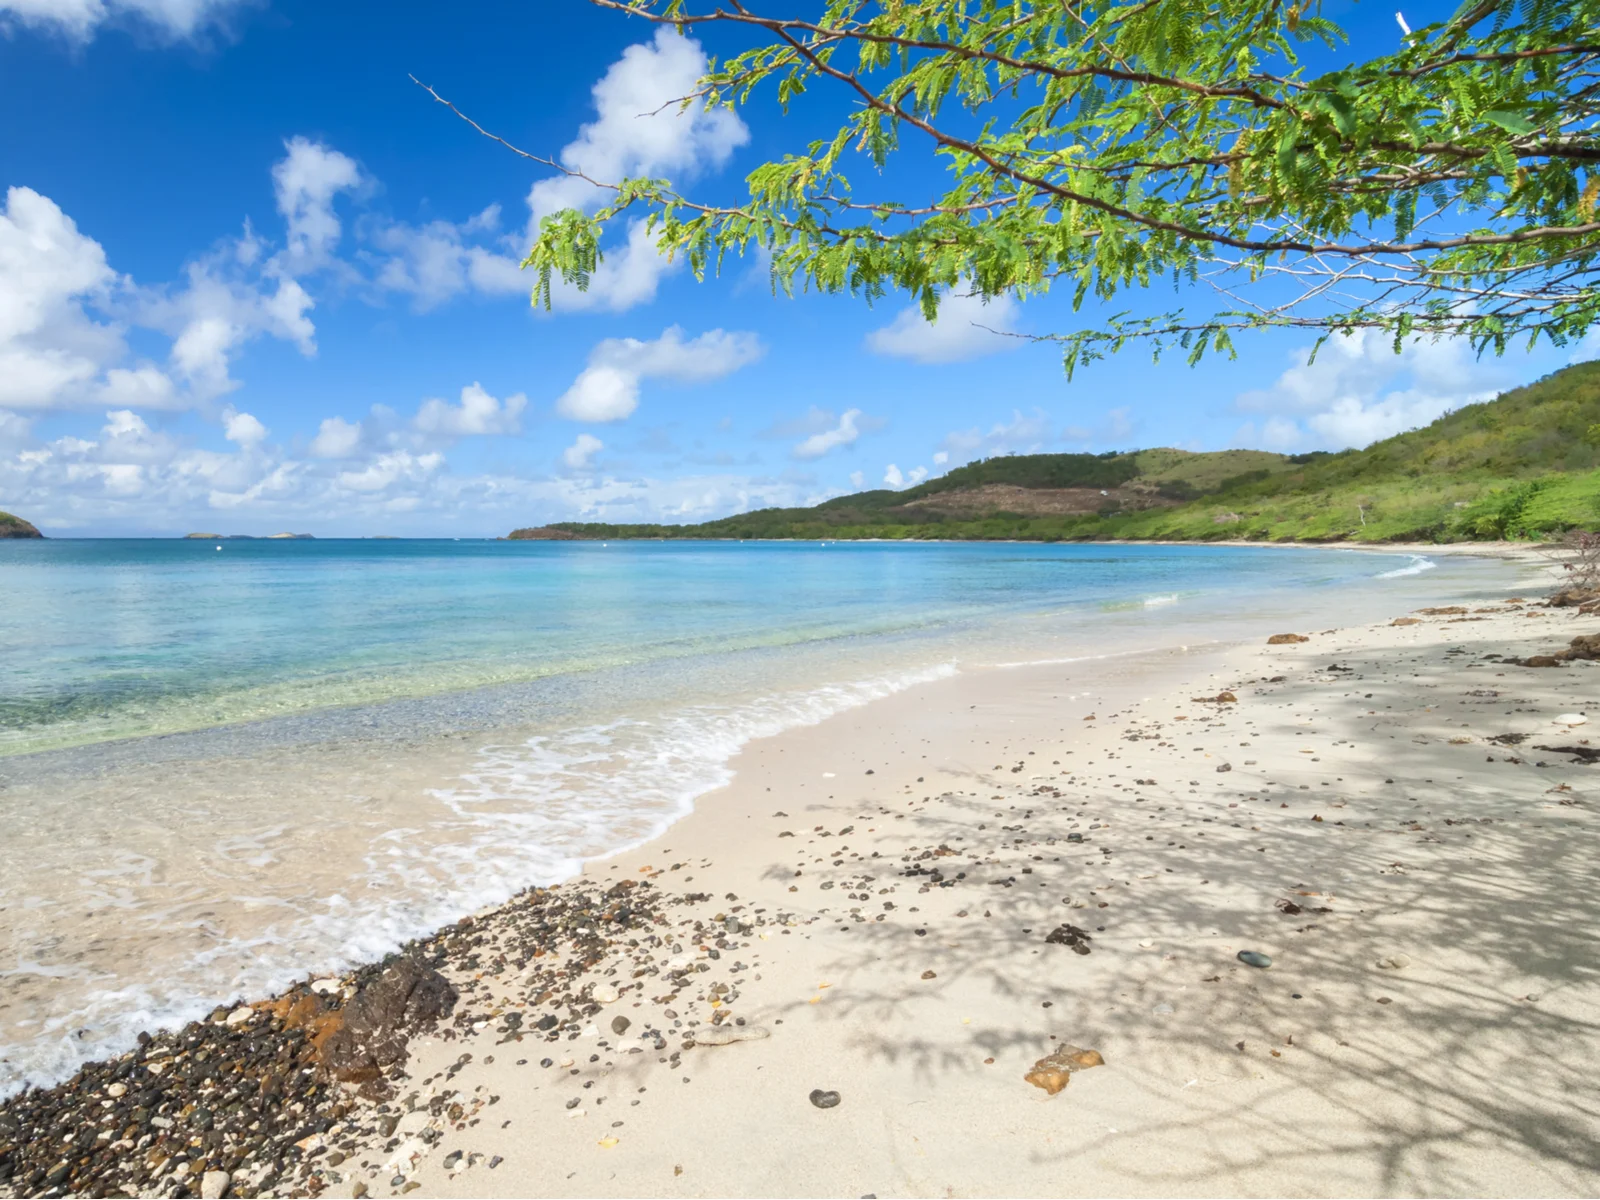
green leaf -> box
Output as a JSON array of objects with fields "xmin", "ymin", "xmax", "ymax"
[{"xmin": 1481, "ymin": 110, "xmax": 1537, "ymax": 135}]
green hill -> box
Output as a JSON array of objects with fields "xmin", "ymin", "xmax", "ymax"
[
  {"xmin": 536, "ymin": 361, "xmax": 1600, "ymax": 545},
  {"xmin": 0, "ymin": 511, "xmax": 43, "ymax": 539}
]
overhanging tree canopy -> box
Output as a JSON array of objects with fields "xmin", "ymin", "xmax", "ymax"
[{"xmin": 473, "ymin": 0, "xmax": 1600, "ymax": 372}]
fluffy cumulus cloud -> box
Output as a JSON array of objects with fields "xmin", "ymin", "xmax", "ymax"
[
  {"xmin": 521, "ymin": 30, "xmax": 749, "ymax": 313},
  {"xmin": 308, "ymin": 416, "xmax": 362, "ymax": 460},
  {"xmin": 221, "ymin": 405, "xmax": 266, "ymax": 446},
  {"xmin": 0, "ymin": 0, "xmax": 251, "ymax": 40},
  {"xmin": 0, "ymin": 186, "xmax": 315, "ymax": 416},
  {"xmin": 1232, "ymin": 330, "xmax": 1504, "ymax": 451},
  {"xmin": 304, "ymin": 383, "xmax": 527, "ymax": 463},
  {"xmin": 562, "ymin": 433, "xmax": 604, "ymax": 470},
  {"xmin": 414, "ymin": 382, "xmax": 526, "ymax": 439},
  {"xmin": 883, "ymin": 463, "xmax": 929, "ymax": 489},
  {"xmin": 557, "ymin": 326, "xmax": 764, "ymax": 423},
  {"xmin": 271, "ymin": 137, "xmax": 363, "ymax": 273},
  {"xmin": 527, "ymin": 29, "xmax": 747, "ymax": 224},
  {"xmin": 355, "ymin": 29, "xmax": 749, "ymax": 315},
  {"xmin": 940, "ymin": 408, "xmax": 1055, "ymax": 463},
  {"xmin": 865, "ymin": 287, "xmax": 1021, "ymax": 364},
  {"xmin": 369, "ymin": 206, "xmax": 527, "ymax": 311}
]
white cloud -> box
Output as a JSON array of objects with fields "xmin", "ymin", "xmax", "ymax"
[
  {"xmin": 0, "ymin": 185, "xmax": 127, "ymax": 411},
  {"xmin": 0, "ymin": 409, "xmax": 838, "ymax": 534},
  {"xmin": 539, "ymin": 219, "xmax": 680, "ymax": 314},
  {"xmin": 308, "ymin": 416, "xmax": 362, "ymax": 459},
  {"xmin": 242, "ymin": 34, "xmax": 748, "ymax": 319},
  {"xmin": 527, "ymin": 28, "xmax": 747, "ymax": 225},
  {"xmin": 941, "ymin": 409, "xmax": 1054, "ymax": 462},
  {"xmin": 883, "ymin": 463, "xmax": 928, "ymax": 488},
  {"xmin": 336, "ymin": 450, "xmax": 442, "ymax": 494},
  {"xmin": 558, "ymin": 366, "xmax": 639, "ymax": 424},
  {"xmin": 563, "ymin": 433, "xmax": 604, "ymax": 470},
  {"xmin": 370, "ymin": 207, "xmax": 529, "ymax": 312},
  {"xmin": 524, "ymin": 29, "xmax": 748, "ymax": 314},
  {"xmin": 144, "ymin": 260, "xmax": 316, "ymax": 401},
  {"xmin": 308, "ymin": 383, "xmax": 527, "ymax": 462},
  {"xmin": 0, "ymin": 0, "xmax": 252, "ymax": 40},
  {"xmin": 414, "ymin": 382, "xmax": 526, "ymax": 439},
  {"xmin": 0, "ymin": 185, "xmax": 312, "ymax": 416},
  {"xmin": 557, "ymin": 326, "xmax": 763, "ymax": 423},
  {"xmin": 932, "ymin": 451, "xmax": 948, "ymax": 465},
  {"xmin": 848, "ymin": 469, "xmax": 865, "ymax": 489},
  {"xmin": 865, "ymin": 287, "xmax": 1021, "ymax": 364},
  {"xmin": 272, "ymin": 137, "xmax": 363, "ymax": 272},
  {"xmin": 1234, "ymin": 330, "xmax": 1502, "ymax": 451},
  {"xmin": 221, "ymin": 405, "xmax": 267, "ymax": 446},
  {"xmin": 793, "ymin": 409, "xmax": 862, "ymax": 459}
]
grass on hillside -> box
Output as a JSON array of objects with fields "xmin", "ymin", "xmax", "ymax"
[{"xmin": 548, "ymin": 361, "xmax": 1600, "ymax": 544}]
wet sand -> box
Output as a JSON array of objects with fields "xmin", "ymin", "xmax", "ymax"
[{"xmin": 6, "ymin": 550, "xmax": 1599, "ymax": 1198}]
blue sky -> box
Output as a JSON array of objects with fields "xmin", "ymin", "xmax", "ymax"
[{"xmin": 0, "ymin": 0, "xmax": 1587, "ymax": 536}]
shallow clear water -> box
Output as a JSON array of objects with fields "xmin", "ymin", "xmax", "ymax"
[{"xmin": 0, "ymin": 538, "xmax": 1514, "ymax": 1096}]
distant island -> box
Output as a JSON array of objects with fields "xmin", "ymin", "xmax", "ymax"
[
  {"xmin": 184, "ymin": 533, "xmax": 315, "ymax": 540},
  {"xmin": 513, "ymin": 362, "xmax": 1600, "ymax": 546},
  {"xmin": 0, "ymin": 511, "xmax": 43, "ymax": 539},
  {"xmin": 506, "ymin": 527, "xmax": 581, "ymax": 541}
]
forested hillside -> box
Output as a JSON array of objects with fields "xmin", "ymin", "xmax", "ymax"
[{"xmin": 515, "ymin": 362, "xmax": 1600, "ymax": 544}]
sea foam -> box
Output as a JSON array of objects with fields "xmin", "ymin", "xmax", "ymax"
[
  {"xmin": 1376, "ymin": 555, "xmax": 1437, "ymax": 578},
  {"xmin": 0, "ymin": 662, "xmax": 955, "ymax": 1100}
]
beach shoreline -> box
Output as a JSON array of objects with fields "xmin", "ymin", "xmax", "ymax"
[{"xmin": 5, "ymin": 547, "xmax": 1600, "ymax": 1198}]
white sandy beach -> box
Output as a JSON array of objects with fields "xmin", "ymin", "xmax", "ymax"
[{"xmin": 279, "ymin": 548, "xmax": 1600, "ymax": 1200}]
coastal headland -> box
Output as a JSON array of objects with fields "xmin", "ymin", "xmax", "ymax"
[
  {"xmin": 0, "ymin": 513, "xmax": 42, "ymax": 539},
  {"xmin": 2, "ymin": 550, "xmax": 1598, "ymax": 1198}
]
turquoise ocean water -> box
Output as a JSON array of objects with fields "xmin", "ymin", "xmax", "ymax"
[{"xmin": 0, "ymin": 538, "xmax": 1513, "ymax": 1095}]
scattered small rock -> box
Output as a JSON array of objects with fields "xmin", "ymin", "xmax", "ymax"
[
  {"xmin": 1044, "ymin": 923, "xmax": 1092, "ymax": 954},
  {"xmin": 809, "ymin": 1088, "xmax": 841, "ymax": 1109},
  {"xmin": 1237, "ymin": 950, "xmax": 1273, "ymax": 969}
]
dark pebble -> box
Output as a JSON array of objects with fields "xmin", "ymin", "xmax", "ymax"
[{"xmin": 809, "ymin": 1089, "xmax": 841, "ymax": 1109}]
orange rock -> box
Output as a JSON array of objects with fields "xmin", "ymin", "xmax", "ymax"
[
  {"xmin": 281, "ymin": 994, "xmax": 325, "ymax": 1030},
  {"xmin": 1025, "ymin": 1044, "xmax": 1104, "ymax": 1094},
  {"xmin": 1267, "ymin": 633, "xmax": 1310, "ymax": 644},
  {"xmin": 1391, "ymin": 617, "xmax": 1420, "ymax": 626},
  {"xmin": 1059, "ymin": 1046, "xmax": 1104, "ymax": 1070},
  {"xmin": 1024, "ymin": 1063, "xmax": 1071, "ymax": 1095}
]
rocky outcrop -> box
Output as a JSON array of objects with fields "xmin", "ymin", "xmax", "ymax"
[
  {"xmin": 0, "ymin": 511, "xmax": 43, "ymax": 539},
  {"xmin": 315, "ymin": 956, "xmax": 457, "ymax": 1083},
  {"xmin": 185, "ymin": 533, "xmax": 224, "ymax": 539},
  {"xmin": 508, "ymin": 526, "xmax": 580, "ymax": 540}
]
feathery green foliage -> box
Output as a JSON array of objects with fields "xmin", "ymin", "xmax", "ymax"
[{"xmin": 522, "ymin": 0, "xmax": 1600, "ymax": 372}]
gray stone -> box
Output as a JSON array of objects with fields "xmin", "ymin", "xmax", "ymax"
[{"xmin": 200, "ymin": 1170, "xmax": 232, "ymax": 1199}]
